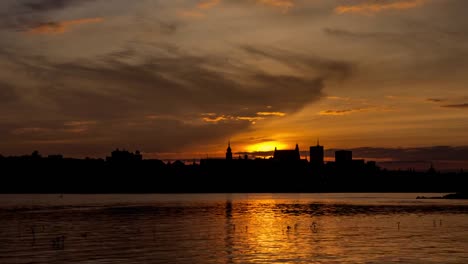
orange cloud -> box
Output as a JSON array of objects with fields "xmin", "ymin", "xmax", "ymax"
[
  {"xmin": 197, "ymin": 0, "xmax": 221, "ymax": 9},
  {"xmin": 201, "ymin": 112, "xmax": 284, "ymax": 124},
  {"xmin": 63, "ymin": 120, "xmax": 97, "ymax": 133},
  {"xmin": 327, "ymin": 96, "xmax": 351, "ymax": 101},
  {"xmin": 27, "ymin": 17, "xmax": 104, "ymax": 34},
  {"xmin": 180, "ymin": 0, "xmax": 293, "ymax": 19},
  {"xmin": 236, "ymin": 116, "xmax": 265, "ymax": 122},
  {"xmin": 318, "ymin": 106, "xmax": 393, "ymax": 116},
  {"xmin": 256, "ymin": 111, "xmax": 286, "ymax": 117},
  {"xmin": 203, "ymin": 116, "xmax": 228, "ymax": 123},
  {"xmin": 179, "ymin": 0, "xmax": 220, "ymax": 19},
  {"xmin": 257, "ymin": 0, "xmax": 294, "ymax": 11},
  {"xmin": 319, "ymin": 109, "xmax": 365, "ymax": 116},
  {"xmin": 64, "ymin": 121, "xmax": 97, "ymax": 127},
  {"xmin": 202, "ymin": 115, "xmax": 264, "ymax": 123},
  {"xmin": 335, "ymin": 0, "xmax": 426, "ymax": 15}
]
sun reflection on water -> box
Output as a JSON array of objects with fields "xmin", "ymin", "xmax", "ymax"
[{"xmin": 1, "ymin": 194, "xmax": 468, "ymax": 263}]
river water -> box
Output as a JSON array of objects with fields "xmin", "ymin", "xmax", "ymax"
[{"xmin": 0, "ymin": 193, "xmax": 467, "ymax": 263}]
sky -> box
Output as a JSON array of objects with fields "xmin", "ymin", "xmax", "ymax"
[{"xmin": 0, "ymin": 0, "xmax": 468, "ymax": 167}]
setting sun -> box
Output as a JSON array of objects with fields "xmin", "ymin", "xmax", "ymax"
[{"xmin": 246, "ymin": 141, "xmax": 287, "ymax": 153}]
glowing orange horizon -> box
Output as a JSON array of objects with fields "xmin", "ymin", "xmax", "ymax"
[{"xmin": 245, "ymin": 141, "xmax": 288, "ymax": 153}]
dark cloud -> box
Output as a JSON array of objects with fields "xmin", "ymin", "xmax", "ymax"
[
  {"xmin": 0, "ymin": 117, "xmax": 250, "ymax": 157},
  {"xmin": 323, "ymin": 24, "xmax": 468, "ymax": 86},
  {"xmin": 157, "ymin": 21, "xmax": 178, "ymax": 35},
  {"xmin": 441, "ymin": 103, "xmax": 468, "ymax": 109},
  {"xmin": 323, "ymin": 24, "xmax": 468, "ymax": 54},
  {"xmin": 0, "ymin": 82, "xmax": 18, "ymax": 103},
  {"xmin": 0, "ymin": 46, "xmax": 353, "ymax": 156},
  {"xmin": 114, "ymin": 118, "xmax": 251, "ymax": 154},
  {"xmin": 22, "ymin": 0, "xmax": 94, "ymax": 12},
  {"xmin": 0, "ymin": 0, "xmax": 97, "ymax": 32},
  {"xmin": 241, "ymin": 45, "xmax": 353, "ymax": 81},
  {"xmin": 427, "ymin": 98, "xmax": 444, "ymax": 103},
  {"xmin": 41, "ymin": 54, "xmax": 327, "ymax": 118},
  {"xmin": 322, "ymin": 27, "xmax": 446, "ymax": 54},
  {"xmin": 323, "ymin": 28, "xmax": 400, "ymax": 40}
]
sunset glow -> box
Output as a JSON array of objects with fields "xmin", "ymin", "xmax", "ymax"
[{"xmin": 246, "ymin": 141, "xmax": 287, "ymax": 153}]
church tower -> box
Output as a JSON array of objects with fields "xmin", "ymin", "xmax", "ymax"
[{"xmin": 226, "ymin": 141, "xmax": 233, "ymax": 160}]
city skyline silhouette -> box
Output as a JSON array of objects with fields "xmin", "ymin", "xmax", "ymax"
[
  {"xmin": 1, "ymin": 140, "xmax": 467, "ymax": 194},
  {"xmin": 3, "ymin": 141, "xmax": 468, "ymax": 172}
]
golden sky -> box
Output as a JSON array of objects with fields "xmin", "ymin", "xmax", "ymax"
[{"xmin": 0, "ymin": 0, "xmax": 467, "ymax": 160}]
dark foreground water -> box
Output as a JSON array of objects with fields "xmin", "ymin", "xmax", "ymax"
[{"xmin": 1, "ymin": 193, "xmax": 468, "ymax": 264}]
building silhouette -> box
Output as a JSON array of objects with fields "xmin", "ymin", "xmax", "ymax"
[
  {"xmin": 226, "ymin": 141, "xmax": 233, "ymax": 160},
  {"xmin": 2, "ymin": 139, "xmax": 468, "ymax": 193},
  {"xmin": 106, "ymin": 149, "xmax": 142, "ymax": 162},
  {"xmin": 335, "ymin": 150, "xmax": 352, "ymax": 164},
  {"xmin": 310, "ymin": 140, "xmax": 324, "ymax": 166},
  {"xmin": 273, "ymin": 144, "xmax": 301, "ymax": 161}
]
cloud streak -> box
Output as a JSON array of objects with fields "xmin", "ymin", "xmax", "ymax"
[
  {"xmin": 179, "ymin": 0, "xmax": 295, "ymax": 19},
  {"xmin": 256, "ymin": 112, "xmax": 286, "ymax": 117},
  {"xmin": 319, "ymin": 109, "xmax": 365, "ymax": 116},
  {"xmin": 427, "ymin": 98, "xmax": 444, "ymax": 103},
  {"xmin": 27, "ymin": 17, "xmax": 103, "ymax": 34},
  {"xmin": 441, "ymin": 103, "xmax": 468, "ymax": 109},
  {"xmin": 197, "ymin": 0, "xmax": 221, "ymax": 10},
  {"xmin": 22, "ymin": 0, "xmax": 95, "ymax": 12},
  {"xmin": 257, "ymin": 0, "xmax": 295, "ymax": 11},
  {"xmin": 335, "ymin": 0, "xmax": 427, "ymax": 15},
  {"xmin": 178, "ymin": 0, "xmax": 221, "ymax": 19}
]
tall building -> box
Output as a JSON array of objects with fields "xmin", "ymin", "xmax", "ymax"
[
  {"xmin": 226, "ymin": 141, "xmax": 233, "ymax": 160},
  {"xmin": 310, "ymin": 139, "xmax": 324, "ymax": 165},
  {"xmin": 335, "ymin": 150, "xmax": 352, "ymax": 164}
]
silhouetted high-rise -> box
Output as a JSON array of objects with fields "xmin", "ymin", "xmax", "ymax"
[
  {"xmin": 335, "ymin": 150, "xmax": 352, "ymax": 164},
  {"xmin": 226, "ymin": 141, "xmax": 233, "ymax": 160},
  {"xmin": 310, "ymin": 139, "xmax": 324, "ymax": 166}
]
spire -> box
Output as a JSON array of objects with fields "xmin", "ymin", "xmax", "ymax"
[
  {"xmin": 317, "ymin": 138, "xmax": 320, "ymax": 146},
  {"xmin": 226, "ymin": 141, "xmax": 233, "ymax": 160},
  {"xmin": 295, "ymin": 143, "xmax": 300, "ymax": 160}
]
